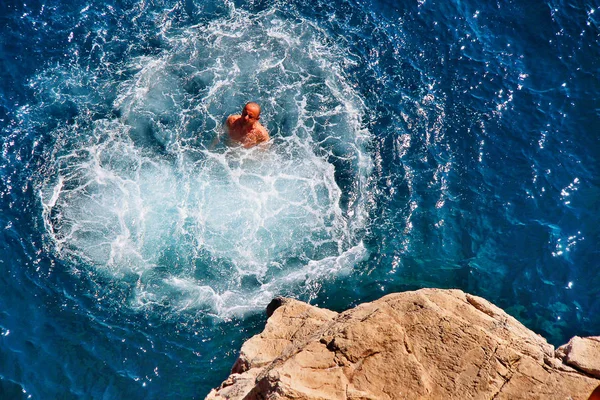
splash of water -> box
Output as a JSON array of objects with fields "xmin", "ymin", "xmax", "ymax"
[{"xmin": 40, "ymin": 6, "xmax": 372, "ymax": 317}]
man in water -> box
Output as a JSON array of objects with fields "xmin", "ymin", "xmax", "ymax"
[{"xmin": 224, "ymin": 102, "xmax": 270, "ymax": 148}]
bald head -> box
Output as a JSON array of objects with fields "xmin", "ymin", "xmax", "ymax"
[
  {"xmin": 240, "ymin": 102, "xmax": 261, "ymax": 126},
  {"xmin": 244, "ymin": 102, "xmax": 261, "ymax": 116}
]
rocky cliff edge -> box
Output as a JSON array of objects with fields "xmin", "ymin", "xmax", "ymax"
[{"xmin": 206, "ymin": 288, "xmax": 600, "ymax": 399}]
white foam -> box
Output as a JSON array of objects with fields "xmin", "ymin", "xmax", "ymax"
[{"xmin": 40, "ymin": 6, "xmax": 372, "ymax": 317}]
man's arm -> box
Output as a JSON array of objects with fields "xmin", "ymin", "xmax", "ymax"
[
  {"xmin": 211, "ymin": 115, "xmax": 239, "ymax": 149},
  {"xmin": 257, "ymin": 125, "xmax": 270, "ymax": 144},
  {"xmin": 225, "ymin": 115, "xmax": 239, "ymax": 131}
]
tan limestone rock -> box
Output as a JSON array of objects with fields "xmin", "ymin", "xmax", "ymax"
[
  {"xmin": 205, "ymin": 289, "xmax": 600, "ymax": 400},
  {"xmin": 230, "ymin": 297, "xmax": 338, "ymax": 375},
  {"xmin": 556, "ymin": 336, "xmax": 600, "ymax": 378}
]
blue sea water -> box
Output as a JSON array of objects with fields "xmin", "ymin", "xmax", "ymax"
[{"xmin": 0, "ymin": 0, "xmax": 599, "ymax": 398}]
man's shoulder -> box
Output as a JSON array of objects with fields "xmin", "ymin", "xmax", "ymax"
[
  {"xmin": 257, "ymin": 123, "xmax": 269, "ymax": 140},
  {"xmin": 226, "ymin": 114, "xmax": 240, "ymax": 126}
]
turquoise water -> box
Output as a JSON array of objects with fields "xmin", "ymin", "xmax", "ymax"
[{"xmin": 1, "ymin": 0, "xmax": 599, "ymax": 398}]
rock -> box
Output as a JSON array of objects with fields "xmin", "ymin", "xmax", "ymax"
[
  {"xmin": 556, "ymin": 336, "xmax": 600, "ymax": 378},
  {"xmin": 230, "ymin": 296, "xmax": 338, "ymax": 375},
  {"xmin": 206, "ymin": 289, "xmax": 600, "ymax": 400}
]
